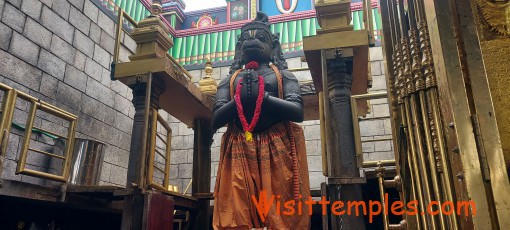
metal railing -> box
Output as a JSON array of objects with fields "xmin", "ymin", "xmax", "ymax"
[
  {"xmin": 362, "ymin": 159, "xmax": 405, "ymax": 229},
  {"xmin": 113, "ymin": 7, "xmax": 139, "ymax": 64},
  {"xmin": 15, "ymin": 91, "xmax": 77, "ymax": 183},
  {"xmin": 362, "ymin": 159, "xmax": 395, "ymax": 168},
  {"xmin": 0, "ymin": 84, "xmax": 16, "ymax": 156},
  {"xmin": 0, "ymin": 83, "xmax": 77, "ymax": 183},
  {"xmin": 351, "ymin": 91, "xmax": 389, "ymax": 167},
  {"xmin": 147, "ymin": 108, "xmax": 172, "ymax": 191},
  {"xmin": 362, "ymin": 0, "xmax": 376, "ymax": 46},
  {"xmin": 166, "ymin": 53, "xmax": 194, "ymax": 80}
]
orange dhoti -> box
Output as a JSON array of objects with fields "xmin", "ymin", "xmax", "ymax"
[{"xmin": 213, "ymin": 122, "xmax": 311, "ymax": 229}]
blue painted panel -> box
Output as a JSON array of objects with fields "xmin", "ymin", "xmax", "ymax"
[
  {"xmin": 181, "ymin": 9, "xmax": 228, "ymax": 29},
  {"xmin": 259, "ymin": 0, "xmax": 313, "ymax": 16}
]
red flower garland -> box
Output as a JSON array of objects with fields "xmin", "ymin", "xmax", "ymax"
[
  {"xmin": 235, "ymin": 61, "xmax": 301, "ymax": 201},
  {"xmin": 234, "ymin": 62, "xmax": 265, "ymax": 142}
]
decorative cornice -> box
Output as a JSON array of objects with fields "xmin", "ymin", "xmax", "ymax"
[
  {"xmin": 162, "ymin": 0, "xmax": 186, "ymax": 9},
  {"xmin": 174, "ymin": 10, "xmax": 317, "ymax": 37},
  {"xmin": 185, "ymin": 6, "xmax": 228, "ymax": 16},
  {"xmin": 162, "ymin": 5, "xmax": 186, "ymax": 21},
  {"xmin": 161, "ymin": 1, "xmax": 379, "ymax": 37},
  {"xmin": 176, "ymin": 19, "xmax": 247, "ymax": 36},
  {"xmin": 269, "ymin": 9, "xmax": 317, "ymax": 23},
  {"xmin": 160, "ymin": 16, "xmax": 176, "ymax": 35},
  {"xmin": 351, "ymin": 1, "xmax": 378, "ymax": 11},
  {"xmin": 162, "ymin": 5, "xmax": 186, "ymax": 22},
  {"xmin": 171, "ymin": 1, "xmax": 379, "ymax": 37}
]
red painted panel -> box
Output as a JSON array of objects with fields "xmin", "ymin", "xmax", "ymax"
[{"xmin": 147, "ymin": 193, "xmax": 174, "ymax": 230}]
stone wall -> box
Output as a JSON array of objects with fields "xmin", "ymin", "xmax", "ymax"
[
  {"xmin": 363, "ymin": 47, "xmax": 394, "ymax": 162},
  {"xmin": 0, "ymin": 0, "xmax": 393, "ymax": 193},
  {"xmin": 0, "ymin": 0, "xmax": 137, "ymax": 187}
]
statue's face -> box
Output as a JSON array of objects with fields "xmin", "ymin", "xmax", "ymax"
[{"xmin": 240, "ymin": 29, "xmax": 273, "ymax": 63}]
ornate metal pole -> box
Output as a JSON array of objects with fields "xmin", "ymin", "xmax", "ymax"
[
  {"xmin": 400, "ymin": 0, "xmax": 446, "ymax": 228},
  {"xmin": 390, "ymin": 0, "xmax": 431, "ymax": 229},
  {"xmin": 376, "ymin": 163, "xmax": 390, "ymax": 230},
  {"xmin": 414, "ymin": 0, "xmax": 459, "ymax": 227},
  {"xmin": 386, "ymin": 0, "xmax": 422, "ymax": 228},
  {"xmin": 406, "ymin": 0, "xmax": 448, "ymax": 228},
  {"xmin": 378, "ymin": 2, "xmax": 411, "ymax": 227}
]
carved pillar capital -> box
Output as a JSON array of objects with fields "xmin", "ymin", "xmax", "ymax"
[
  {"xmin": 327, "ymin": 57, "xmax": 353, "ymax": 103},
  {"xmin": 130, "ymin": 79, "xmax": 165, "ymax": 110}
]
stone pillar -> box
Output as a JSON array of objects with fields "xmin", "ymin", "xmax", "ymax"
[
  {"xmin": 126, "ymin": 80, "xmax": 164, "ymax": 188},
  {"xmin": 326, "ymin": 56, "xmax": 366, "ymax": 229}
]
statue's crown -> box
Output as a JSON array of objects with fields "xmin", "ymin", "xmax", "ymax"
[{"xmin": 241, "ymin": 12, "xmax": 271, "ymax": 34}]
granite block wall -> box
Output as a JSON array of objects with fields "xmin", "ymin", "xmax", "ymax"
[
  {"xmin": 0, "ymin": 0, "xmax": 137, "ymax": 187},
  {"xmin": 363, "ymin": 47, "xmax": 394, "ymax": 162}
]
